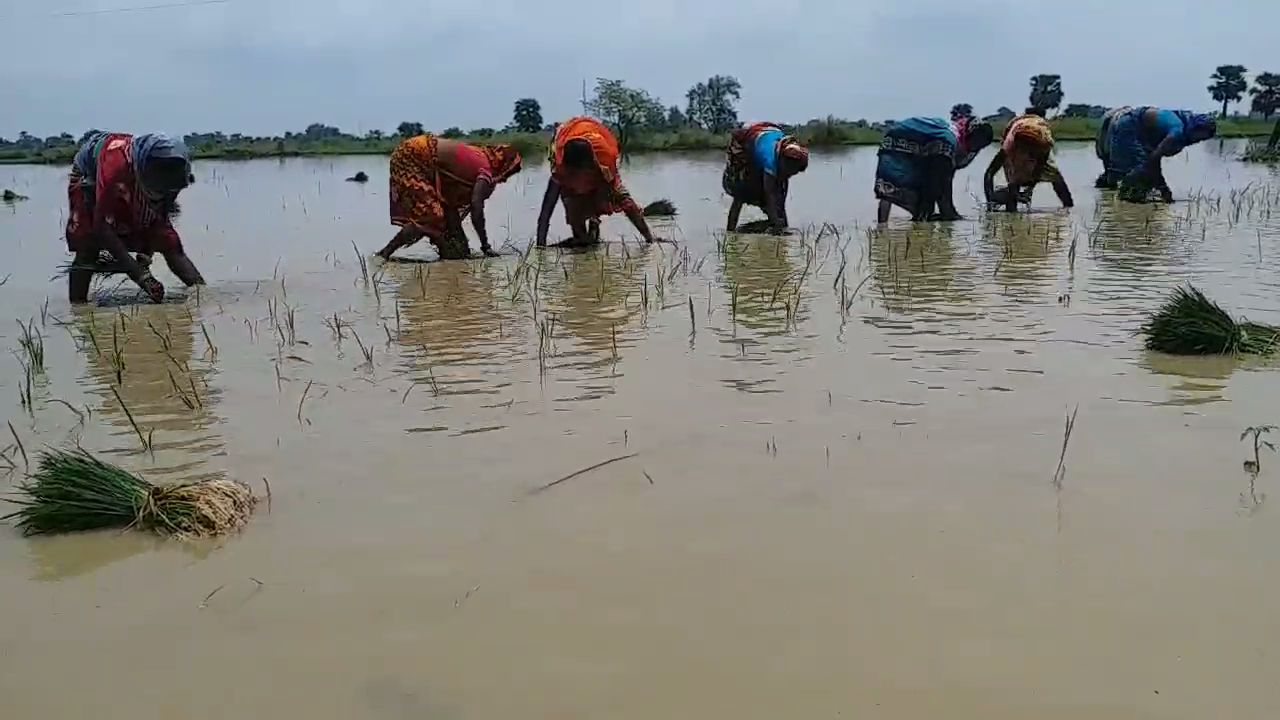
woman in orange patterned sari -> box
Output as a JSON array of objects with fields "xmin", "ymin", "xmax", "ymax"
[
  {"xmin": 377, "ymin": 134, "xmax": 522, "ymax": 260},
  {"xmin": 535, "ymin": 117, "xmax": 662, "ymax": 247}
]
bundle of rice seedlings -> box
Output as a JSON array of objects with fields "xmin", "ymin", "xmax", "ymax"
[
  {"xmin": 3, "ymin": 448, "xmax": 257, "ymax": 539},
  {"xmin": 642, "ymin": 199, "xmax": 678, "ymax": 217},
  {"xmin": 1141, "ymin": 285, "xmax": 1280, "ymax": 355}
]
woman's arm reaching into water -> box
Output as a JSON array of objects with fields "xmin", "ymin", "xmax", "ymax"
[
  {"xmin": 622, "ymin": 203, "xmax": 660, "ymax": 244},
  {"xmin": 1140, "ymin": 135, "xmax": 1182, "ymax": 203},
  {"xmin": 762, "ymin": 174, "xmax": 786, "ymax": 230},
  {"xmin": 162, "ymin": 250, "xmax": 204, "ymax": 287},
  {"xmin": 535, "ymin": 178, "xmax": 560, "ymax": 247},
  {"xmin": 726, "ymin": 198, "xmax": 743, "ymax": 232},
  {"xmin": 983, "ymin": 151, "xmax": 1004, "ymax": 205},
  {"xmin": 470, "ymin": 177, "xmax": 499, "ymax": 256}
]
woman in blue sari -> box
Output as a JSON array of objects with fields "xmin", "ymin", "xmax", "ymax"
[
  {"xmin": 1095, "ymin": 107, "xmax": 1217, "ymax": 202},
  {"xmin": 875, "ymin": 116, "xmax": 994, "ymax": 222}
]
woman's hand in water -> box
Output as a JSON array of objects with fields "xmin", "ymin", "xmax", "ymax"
[{"xmin": 139, "ymin": 275, "xmax": 165, "ymax": 304}]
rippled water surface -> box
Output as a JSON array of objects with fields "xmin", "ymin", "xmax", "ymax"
[{"xmin": 3, "ymin": 143, "xmax": 1280, "ymax": 718}]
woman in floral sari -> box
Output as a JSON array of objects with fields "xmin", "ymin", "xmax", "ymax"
[
  {"xmin": 377, "ymin": 134, "xmax": 522, "ymax": 260},
  {"xmin": 535, "ymin": 117, "xmax": 662, "ymax": 247}
]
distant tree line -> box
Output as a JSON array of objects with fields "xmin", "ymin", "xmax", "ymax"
[{"xmin": 5, "ymin": 68, "xmax": 1279, "ymax": 164}]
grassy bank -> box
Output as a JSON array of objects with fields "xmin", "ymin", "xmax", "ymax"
[{"xmin": 3, "ymin": 118, "xmax": 1275, "ymax": 166}]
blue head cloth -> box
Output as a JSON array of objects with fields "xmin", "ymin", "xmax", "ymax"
[
  {"xmin": 1175, "ymin": 112, "xmax": 1217, "ymax": 144},
  {"xmin": 131, "ymin": 133, "xmax": 191, "ymax": 187}
]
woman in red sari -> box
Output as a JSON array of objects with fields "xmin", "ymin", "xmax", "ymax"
[
  {"xmin": 535, "ymin": 117, "xmax": 662, "ymax": 247},
  {"xmin": 377, "ymin": 134, "xmax": 522, "ymax": 260},
  {"xmin": 65, "ymin": 132, "xmax": 204, "ymax": 304}
]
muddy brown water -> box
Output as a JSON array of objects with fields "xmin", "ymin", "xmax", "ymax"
[{"xmin": 2, "ymin": 143, "xmax": 1280, "ymax": 718}]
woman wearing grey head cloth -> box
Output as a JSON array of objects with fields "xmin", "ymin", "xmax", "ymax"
[{"xmin": 64, "ymin": 132, "xmax": 204, "ymax": 304}]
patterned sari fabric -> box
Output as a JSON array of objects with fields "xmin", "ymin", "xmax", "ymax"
[
  {"xmin": 1001, "ymin": 114, "xmax": 1062, "ymax": 186},
  {"xmin": 874, "ymin": 117, "xmax": 957, "ymax": 218},
  {"xmin": 549, "ymin": 117, "xmax": 639, "ymax": 225},
  {"xmin": 1094, "ymin": 106, "xmax": 1130, "ymax": 187},
  {"xmin": 721, "ymin": 123, "xmax": 807, "ymax": 207},
  {"xmin": 389, "ymin": 135, "xmax": 521, "ymax": 259},
  {"xmin": 65, "ymin": 132, "xmax": 183, "ymax": 255}
]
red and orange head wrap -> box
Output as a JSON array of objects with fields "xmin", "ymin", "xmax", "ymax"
[
  {"xmin": 779, "ymin": 136, "xmax": 809, "ymax": 173},
  {"xmin": 480, "ymin": 144, "xmax": 523, "ymax": 184}
]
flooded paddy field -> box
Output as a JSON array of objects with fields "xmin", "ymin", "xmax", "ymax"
[{"xmin": 2, "ymin": 142, "xmax": 1280, "ymax": 719}]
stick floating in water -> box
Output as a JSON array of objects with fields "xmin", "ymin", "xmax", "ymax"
[{"xmin": 529, "ymin": 453, "xmax": 640, "ymax": 495}]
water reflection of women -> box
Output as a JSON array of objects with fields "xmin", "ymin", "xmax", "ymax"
[
  {"xmin": 538, "ymin": 248, "xmax": 647, "ymax": 358},
  {"xmin": 74, "ymin": 304, "xmax": 222, "ymax": 478},
  {"xmin": 393, "ymin": 260, "xmax": 518, "ymax": 370},
  {"xmin": 718, "ymin": 233, "xmax": 801, "ymax": 334},
  {"xmin": 869, "ymin": 223, "xmax": 978, "ymax": 311},
  {"xmin": 976, "ymin": 211, "xmax": 1068, "ymax": 298}
]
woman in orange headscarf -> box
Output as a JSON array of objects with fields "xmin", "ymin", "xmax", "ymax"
[
  {"xmin": 535, "ymin": 117, "xmax": 662, "ymax": 247},
  {"xmin": 983, "ymin": 109, "xmax": 1073, "ymax": 212},
  {"xmin": 377, "ymin": 134, "xmax": 522, "ymax": 260}
]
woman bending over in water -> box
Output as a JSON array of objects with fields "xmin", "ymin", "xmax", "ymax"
[
  {"xmin": 64, "ymin": 132, "xmax": 204, "ymax": 304},
  {"xmin": 875, "ymin": 116, "xmax": 994, "ymax": 222},
  {"xmin": 378, "ymin": 134, "xmax": 522, "ymax": 260},
  {"xmin": 983, "ymin": 110, "xmax": 1073, "ymax": 212},
  {"xmin": 722, "ymin": 122, "xmax": 809, "ymax": 232},
  {"xmin": 535, "ymin": 117, "xmax": 662, "ymax": 247},
  {"xmin": 1095, "ymin": 107, "xmax": 1216, "ymax": 202}
]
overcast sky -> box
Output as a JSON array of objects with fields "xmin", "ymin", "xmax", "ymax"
[{"xmin": 1, "ymin": 0, "xmax": 1276, "ymax": 138}]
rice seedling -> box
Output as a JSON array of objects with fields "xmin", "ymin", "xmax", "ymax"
[
  {"xmin": 1052, "ymin": 405, "xmax": 1079, "ymax": 491},
  {"xmin": 201, "ymin": 322, "xmax": 218, "ymax": 358},
  {"xmin": 48, "ymin": 398, "xmax": 86, "ymax": 427},
  {"xmin": 297, "ymin": 380, "xmax": 313, "ymax": 424},
  {"xmin": 353, "ymin": 241, "xmax": 370, "ymax": 283},
  {"xmin": 729, "ymin": 282, "xmax": 740, "ymax": 329},
  {"xmin": 323, "ymin": 313, "xmax": 347, "ymax": 342},
  {"xmin": 110, "ymin": 386, "xmax": 149, "ymax": 451},
  {"xmin": 1241, "ymin": 425, "xmax": 1277, "ymax": 474},
  {"xmin": 351, "ymin": 329, "xmax": 375, "ymax": 367},
  {"xmin": 168, "ymin": 369, "xmax": 195, "ymax": 410},
  {"xmin": 16, "ymin": 360, "xmax": 34, "ymax": 413},
  {"xmin": 425, "ymin": 364, "xmax": 441, "ymax": 396},
  {"xmin": 8, "ymin": 421, "xmax": 28, "ymax": 471},
  {"xmin": 16, "ymin": 319, "xmax": 45, "ymax": 373},
  {"xmin": 1141, "ymin": 285, "xmax": 1280, "ymax": 356},
  {"xmin": 146, "ymin": 320, "xmax": 173, "ymax": 353},
  {"xmin": 3, "ymin": 448, "xmax": 256, "ymax": 539}
]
